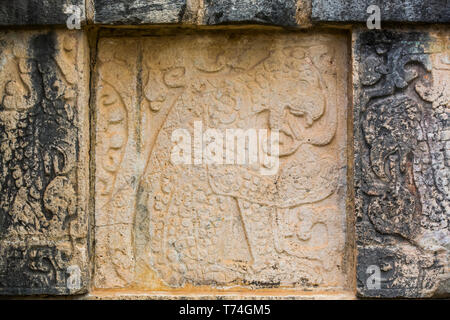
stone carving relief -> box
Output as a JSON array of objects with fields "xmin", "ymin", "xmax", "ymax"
[
  {"xmin": 95, "ymin": 32, "xmax": 349, "ymax": 290},
  {"xmin": 0, "ymin": 31, "xmax": 89, "ymax": 295},
  {"xmin": 355, "ymin": 29, "xmax": 449, "ymax": 297}
]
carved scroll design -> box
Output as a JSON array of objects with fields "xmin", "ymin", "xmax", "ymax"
[{"xmin": 94, "ymin": 39, "xmax": 137, "ymax": 288}]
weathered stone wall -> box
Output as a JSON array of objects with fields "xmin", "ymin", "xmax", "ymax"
[{"xmin": 0, "ymin": 1, "xmax": 448, "ymax": 299}]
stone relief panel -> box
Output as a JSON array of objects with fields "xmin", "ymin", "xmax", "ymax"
[
  {"xmin": 354, "ymin": 29, "xmax": 449, "ymax": 297},
  {"xmin": 94, "ymin": 32, "xmax": 349, "ymax": 290},
  {"xmin": 0, "ymin": 30, "xmax": 90, "ymax": 295}
]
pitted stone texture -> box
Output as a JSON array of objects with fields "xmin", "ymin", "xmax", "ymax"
[
  {"xmin": 354, "ymin": 29, "xmax": 450, "ymax": 298},
  {"xmin": 94, "ymin": 31, "xmax": 349, "ymax": 291},
  {"xmin": 0, "ymin": 30, "xmax": 90, "ymax": 295},
  {"xmin": 93, "ymin": 0, "xmax": 188, "ymax": 24},
  {"xmin": 312, "ymin": 0, "xmax": 450, "ymax": 23},
  {"xmin": 204, "ymin": 0, "xmax": 298, "ymax": 26},
  {"xmin": 0, "ymin": 0, "xmax": 86, "ymax": 26}
]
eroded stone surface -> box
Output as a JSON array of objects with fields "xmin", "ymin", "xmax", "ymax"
[
  {"xmin": 312, "ymin": 0, "xmax": 450, "ymax": 23},
  {"xmin": 204, "ymin": 0, "xmax": 298, "ymax": 26},
  {"xmin": 0, "ymin": 30, "xmax": 90, "ymax": 295},
  {"xmin": 354, "ymin": 29, "xmax": 450, "ymax": 298},
  {"xmin": 94, "ymin": 31, "xmax": 349, "ymax": 291},
  {"xmin": 93, "ymin": 0, "xmax": 188, "ymax": 24},
  {"xmin": 0, "ymin": 0, "xmax": 86, "ymax": 26}
]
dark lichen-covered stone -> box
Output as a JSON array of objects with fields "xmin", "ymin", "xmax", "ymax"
[
  {"xmin": 0, "ymin": 0, "xmax": 85, "ymax": 26},
  {"xmin": 312, "ymin": 0, "xmax": 450, "ymax": 23},
  {"xmin": 354, "ymin": 29, "xmax": 449, "ymax": 298},
  {"xmin": 0, "ymin": 30, "xmax": 89, "ymax": 295},
  {"xmin": 204, "ymin": 0, "xmax": 298, "ymax": 26},
  {"xmin": 93, "ymin": 0, "xmax": 187, "ymax": 24}
]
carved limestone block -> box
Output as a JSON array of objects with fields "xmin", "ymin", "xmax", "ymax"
[
  {"xmin": 0, "ymin": 30, "xmax": 90, "ymax": 295},
  {"xmin": 94, "ymin": 31, "xmax": 350, "ymax": 291},
  {"xmin": 354, "ymin": 28, "xmax": 450, "ymax": 298}
]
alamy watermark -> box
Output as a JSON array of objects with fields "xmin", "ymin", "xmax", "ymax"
[
  {"xmin": 64, "ymin": 5, "xmax": 82, "ymax": 30},
  {"xmin": 366, "ymin": 265, "xmax": 382, "ymax": 290},
  {"xmin": 171, "ymin": 121, "xmax": 280, "ymax": 176},
  {"xmin": 366, "ymin": 5, "xmax": 381, "ymax": 29},
  {"xmin": 66, "ymin": 265, "xmax": 82, "ymax": 290}
]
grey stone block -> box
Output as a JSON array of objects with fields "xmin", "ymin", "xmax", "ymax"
[
  {"xmin": 93, "ymin": 0, "xmax": 187, "ymax": 24},
  {"xmin": 312, "ymin": 0, "xmax": 450, "ymax": 23},
  {"xmin": 0, "ymin": 0, "xmax": 85, "ymax": 26},
  {"xmin": 204, "ymin": 0, "xmax": 298, "ymax": 26}
]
